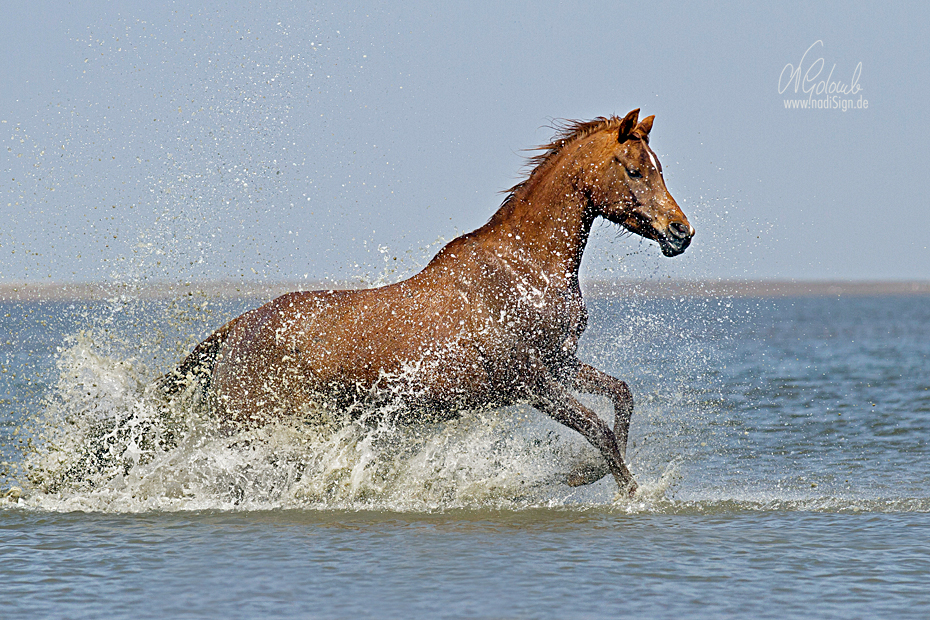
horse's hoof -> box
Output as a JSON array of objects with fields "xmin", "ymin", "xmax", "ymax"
[
  {"xmin": 612, "ymin": 480, "xmax": 638, "ymax": 500},
  {"xmin": 611, "ymin": 481, "xmax": 638, "ymax": 502}
]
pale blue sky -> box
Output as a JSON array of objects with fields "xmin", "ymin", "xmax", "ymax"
[{"xmin": 2, "ymin": 1, "xmax": 928, "ymax": 284}]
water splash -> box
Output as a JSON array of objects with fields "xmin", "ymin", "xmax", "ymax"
[{"xmin": 11, "ymin": 331, "xmax": 658, "ymax": 513}]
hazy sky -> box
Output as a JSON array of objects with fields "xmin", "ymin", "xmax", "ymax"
[{"xmin": 2, "ymin": 1, "xmax": 928, "ymax": 285}]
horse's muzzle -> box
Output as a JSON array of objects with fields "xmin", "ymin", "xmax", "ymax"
[{"xmin": 659, "ymin": 221, "xmax": 694, "ymax": 257}]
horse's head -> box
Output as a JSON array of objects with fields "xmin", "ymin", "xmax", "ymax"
[{"xmin": 583, "ymin": 109, "xmax": 694, "ymax": 257}]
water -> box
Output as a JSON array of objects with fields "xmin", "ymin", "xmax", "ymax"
[{"xmin": 2, "ymin": 290, "xmax": 929, "ymax": 618}]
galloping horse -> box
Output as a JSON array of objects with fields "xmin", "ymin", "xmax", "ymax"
[{"xmin": 160, "ymin": 109, "xmax": 694, "ymax": 496}]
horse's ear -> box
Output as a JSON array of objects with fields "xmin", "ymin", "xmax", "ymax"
[
  {"xmin": 617, "ymin": 108, "xmax": 640, "ymax": 142},
  {"xmin": 635, "ymin": 115, "xmax": 654, "ymax": 141}
]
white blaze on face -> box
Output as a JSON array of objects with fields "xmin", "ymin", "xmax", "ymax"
[{"xmin": 646, "ymin": 147, "xmax": 658, "ymax": 172}]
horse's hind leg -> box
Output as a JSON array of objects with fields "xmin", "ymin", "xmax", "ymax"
[{"xmin": 571, "ymin": 363, "xmax": 634, "ymax": 459}]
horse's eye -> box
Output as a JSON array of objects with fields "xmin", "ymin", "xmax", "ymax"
[{"xmin": 626, "ymin": 168, "xmax": 642, "ymax": 179}]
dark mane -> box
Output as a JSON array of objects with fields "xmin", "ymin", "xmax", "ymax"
[{"xmin": 493, "ymin": 116, "xmax": 626, "ymax": 219}]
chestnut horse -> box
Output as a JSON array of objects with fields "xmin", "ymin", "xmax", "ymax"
[{"xmin": 159, "ymin": 109, "xmax": 693, "ymax": 496}]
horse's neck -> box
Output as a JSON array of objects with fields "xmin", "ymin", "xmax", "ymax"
[{"xmin": 474, "ymin": 164, "xmax": 593, "ymax": 289}]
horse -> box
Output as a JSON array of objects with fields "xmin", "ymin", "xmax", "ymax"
[{"xmin": 159, "ymin": 109, "xmax": 694, "ymax": 496}]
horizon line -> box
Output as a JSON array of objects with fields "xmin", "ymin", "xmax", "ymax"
[{"xmin": 2, "ymin": 278, "xmax": 929, "ymax": 302}]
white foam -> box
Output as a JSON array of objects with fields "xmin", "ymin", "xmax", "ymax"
[{"xmin": 11, "ymin": 335, "xmax": 645, "ymax": 513}]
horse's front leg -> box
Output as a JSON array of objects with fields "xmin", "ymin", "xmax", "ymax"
[
  {"xmin": 571, "ymin": 363, "xmax": 634, "ymax": 459},
  {"xmin": 531, "ymin": 373, "xmax": 637, "ymax": 497}
]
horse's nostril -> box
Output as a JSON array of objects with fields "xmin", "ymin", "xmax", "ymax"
[{"xmin": 669, "ymin": 221, "xmax": 691, "ymax": 239}]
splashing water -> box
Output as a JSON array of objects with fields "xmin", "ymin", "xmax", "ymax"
[{"xmin": 9, "ymin": 324, "xmax": 689, "ymax": 513}]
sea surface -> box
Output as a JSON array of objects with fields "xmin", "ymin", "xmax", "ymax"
[{"xmin": 1, "ymin": 288, "xmax": 929, "ymax": 619}]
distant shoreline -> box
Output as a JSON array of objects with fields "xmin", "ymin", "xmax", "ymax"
[{"xmin": 2, "ymin": 279, "xmax": 929, "ymax": 302}]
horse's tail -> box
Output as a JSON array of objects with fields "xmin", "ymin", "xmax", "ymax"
[{"xmin": 155, "ymin": 322, "xmax": 233, "ymax": 399}]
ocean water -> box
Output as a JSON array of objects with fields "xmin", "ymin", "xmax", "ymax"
[{"xmin": 1, "ymin": 290, "xmax": 929, "ymax": 619}]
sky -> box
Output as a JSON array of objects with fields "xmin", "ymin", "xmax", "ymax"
[{"xmin": 2, "ymin": 0, "xmax": 928, "ymax": 285}]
